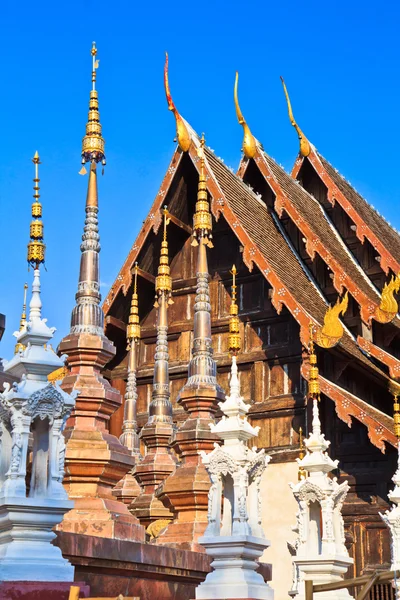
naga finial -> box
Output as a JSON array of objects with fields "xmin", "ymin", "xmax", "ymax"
[
  {"xmin": 316, "ymin": 291, "xmax": 348, "ymax": 348},
  {"xmin": 280, "ymin": 76, "xmax": 311, "ymax": 158},
  {"xmin": 234, "ymin": 72, "xmax": 257, "ymax": 159},
  {"xmin": 374, "ymin": 274, "xmax": 400, "ymax": 324},
  {"xmin": 164, "ymin": 52, "xmax": 191, "ymax": 152}
]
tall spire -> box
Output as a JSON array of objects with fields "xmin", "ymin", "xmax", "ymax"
[
  {"xmin": 184, "ymin": 135, "xmax": 222, "ymax": 392},
  {"xmin": 119, "ymin": 264, "xmax": 141, "ymax": 454},
  {"xmin": 280, "ymin": 76, "xmax": 311, "ymax": 158},
  {"xmin": 234, "ymin": 72, "xmax": 257, "ymax": 159},
  {"xmin": 149, "ymin": 207, "xmax": 173, "ymax": 423},
  {"xmin": 130, "ymin": 208, "xmax": 176, "ymax": 526},
  {"xmin": 14, "ymin": 283, "xmax": 28, "ymax": 354},
  {"xmin": 70, "ymin": 43, "xmax": 104, "ymax": 336},
  {"xmin": 164, "ymin": 52, "xmax": 191, "ymax": 152},
  {"xmin": 27, "ymin": 152, "xmax": 45, "ymax": 322}
]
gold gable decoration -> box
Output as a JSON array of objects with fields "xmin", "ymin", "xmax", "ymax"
[
  {"xmin": 280, "ymin": 76, "xmax": 311, "ymax": 158},
  {"xmin": 234, "ymin": 72, "xmax": 257, "ymax": 159},
  {"xmin": 315, "ymin": 291, "xmax": 348, "ymax": 349},
  {"xmin": 374, "ymin": 274, "xmax": 400, "ymax": 324}
]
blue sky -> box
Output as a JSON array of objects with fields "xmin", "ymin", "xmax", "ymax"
[{"xmin": 0, "ymin": 0, "xmax": 399, "ymax": 358}]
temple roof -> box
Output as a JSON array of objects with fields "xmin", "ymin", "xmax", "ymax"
[
  {"xmin": 238, "ymin": 147, "xmax": 400, "ymax": 328},
  {"xmin": 292, "ymin": 147, "xmax": 400, "ymax": 276},
  {"xmin": 103, "ymin": 130, "xmax": 397, "ymax": 451}
]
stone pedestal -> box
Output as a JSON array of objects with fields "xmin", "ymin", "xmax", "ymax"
[
  {"xmin": 292, "ymin": 558, "xmax": 353, "ymax": 600},
  {"xmin": 155, "ymin": 386, "xmax": 223, "ymax": 552},
  {"xmin": 196, "ymin": 536, "xmax": 273, "ymax": 600},
  {"xmin": 57, "ymin": 332, "xmax": 145, "ymax": 541},
  {"xmin": 0, "ymin": 497, "xmax": 74, "ymax": 581}
]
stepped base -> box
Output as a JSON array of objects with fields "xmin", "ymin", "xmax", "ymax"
[
  {"xmin": 0, "ymin": 496, "xmax": 74, "ymax": 582},
  {"xmin": 57, "ymin": 497, "xmax": 145, "ymax": 541},
  {"xmin": 0, "ymin": 581, "xmax": 89, "ymax": 600}
]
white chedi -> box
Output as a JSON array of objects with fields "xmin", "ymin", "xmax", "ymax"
[
  {"xmin": 196, "ymin": 356, "xmax": 273, "ymax": 600},
  {"xmin": 289, "ymin": 397, "xmax": 353, "ymax": 599},
  {"xmin": 0, "ymin": 268, "xmax": 77, "ymax": 582}
]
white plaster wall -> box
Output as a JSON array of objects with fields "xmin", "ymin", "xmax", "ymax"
[{"xmin": 260, "ymin": 460, "xmax": 299, "ymax": 600}]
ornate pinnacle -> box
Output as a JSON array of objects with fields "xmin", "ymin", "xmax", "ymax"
[
  {"xmin": 127, "ymin": 264, "xmax": 141, "ymax": 349},
  {"xmin": 228, "ymin": 265, "xmax": 241, "ymax": 355},
  {"xmin": 14, "ymin": 283, "xmax": 28, "ymax": 354},
  {"xmin": 155, "ymin": 207, "xmax": 173, "ymax": 307},
  {"xmin": 280, "ymin": 76, "xmax": 311, "ymax": 158},
  {"xmin": 192, "ymin": 134, "xmax": 213, "ymax": 248},
  {"xmin": 234, "ymin": 71, "xmax": 257, "ymax": 159},
  {"xmin": 308, "ymin": 323, "xmax": 320, "ymax": 400},
  {"xmin": 298, "ymin": 426, "xmax": 307, "ymax": 481},
  {"xmin": 80, "ymin": 41, "xmax": 105, "ymax": 172},
  {"xmin": 393, "ymin": 389, "xmax": 400, "ymax": 440},
  {"xmin": 148, "ymin": 211, "xmax": 173, "ymax": 424},
  {"xmin": 27, "ymin": 152, "xmax": 45, "ymax": 269}
]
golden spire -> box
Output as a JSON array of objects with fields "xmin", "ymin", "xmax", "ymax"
[
  {"xmin": 164, "ymin": 52, "xmax": 191, "ymax": 152},
  {"xmin": 80, "ymin": 42, "xmax": 106, "ymax": 174},
  {"xmin": 126, "ymin": 263, "xmax": 141, "ymax": 350},
  {"xmin": 192, "ymin": 134, "xmax": 213, "ymax": 248},
  {"xmin": 14, "ymin": 283, "xmax": 28, "ymax": 354},
  {"xmin": 234, "ymin": 72, "xmax": 257, "ymax": 159},
  {"xmin": 228, "ymin": 265, "xmax": 241, "ymax": 355},
  {"xmin": 280, "ymin": 76, "xmax": 311, "ymax": 158},
  {"xmin": 154, "ymin": 207, "xmax": 173, "ymax": 307},
  {"xmin": 308, "ymin": 323, "xmax": 320, "ymax": 400},
  {"xmin": 27, "ymin": 152, "xmax": 45, "ymax": 269},
  {"xmin": 298, "ymin": 426, "xmax": 307, "ymax": 481},
  {"xmin": 394, "ymin": 391, "xmax": 400, "ymax": 440}
]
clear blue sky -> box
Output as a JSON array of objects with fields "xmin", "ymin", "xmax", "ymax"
[{"xmin": 0, "ymin": 0, "xmax": 399, "ymax": 358}]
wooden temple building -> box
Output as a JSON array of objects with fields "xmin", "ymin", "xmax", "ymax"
[
  {"xmin": 3, "ymin": 43, "xmax": 400, "ymax": 600},
  {"xmin": 95, "ymin": 57, "xmax": 400, "ymax": 597}
]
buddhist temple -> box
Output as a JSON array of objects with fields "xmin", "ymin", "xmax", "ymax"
[{"xmin": 1, "ymin": 40, "xmax": 400, "ymax": 600}]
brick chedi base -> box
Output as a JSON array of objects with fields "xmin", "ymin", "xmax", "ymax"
[{"xmin": 58, "ymin": 332, "xmax": 145, "ymax": 541}]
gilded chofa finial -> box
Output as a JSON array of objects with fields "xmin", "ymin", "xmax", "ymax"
[
  {"xmin": 234, "ymin": 72, "xmax": 257, "ymax": 159},
  {"xmin": 80, "ymin": 41, "xmax": 106, "ymax": 174},
  {"xmin": 164, "ymin": 52, "xmax": 191, "ymax": 152},
  {"xmin": 280, "ymin": 76, "xmax": 311, "ymax": 158},
  {"xmin": 14, "ymin": 283, "xmax": 28, "ymax": 354},
  {"xmin": 127, "ymin": 263, "xmax": 141, "ymax": 350},
  {"xmin": 154, "ymin": 207, "xmax": 173, "ymax": 307},
  {"xmin": 298, "ymin": 426, "xmax": 307, "ymax": 481},
  {"xmin": 228, "ymin": 265, "xmax": 241, "ymax": 355},
  {"xmin": 27, "ymin": 152, "xmax": 45, "ymax": 269},
  {"xmin": 316, "ymin": 291, "xmax": 348, "ymax": 348},
  {"xmin": 192, "ymin": 134, "xmax": 213, "ymax": 248},
  {"xmin": 308, "ymin": 322, "xmax": 320, "ymax": 400}
]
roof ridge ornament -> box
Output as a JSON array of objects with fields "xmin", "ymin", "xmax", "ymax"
[
  {"xmin": 374, "ymin": 273, "xmax": 400, "ymax": 323},
  {"xmin": 315, "ymin": 291, "xmax": 348, "ymax": 348},
  {"xmin": 280, "ymin": 76, "xmax": 311, "ymax": 158},
  {"xmin": 164, "ymin": 52, "xmax": 191, "ymax": 152},
  {"xmin": 80, "ymin": 42, "xmax": 106, "ymax": 175},
  {"xmin": 234, "ymin": 71, "xmax": 257, "ymax": 159}
]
